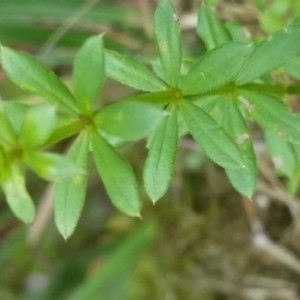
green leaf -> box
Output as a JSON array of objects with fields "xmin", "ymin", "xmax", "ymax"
[
  {"xmin": 20, "ymin": 104, "xmax": 56, "ymax": 149},
  {"xmin": 236, "ymin": 27, "xmax": 300, "ymax": 84},
  {"xmin": 240, "ymin": 92, "xmax": 300, "ymax": 144},
  {"xmin": 225, "ymin": 22, "xmax": 252, "ymax": 43},
  {"xmin": 91, "ymin": 131, "xmax": 140, "ymax": 216},
  {"xmin": 73, "ymin": 35, "xmax": 104, "ymax": 112},
  {"xmin": 222, "ymin": 101, "xmax": 257, "ymax": 198},
  {"xmin": 25, "ymin": 151, "xmax": 84, "ymax": 181},
  {"xmin": 143, "ymin": 108, "xmax": 178, "ymax": 202},
  {"xmin": 105, "ymin": 50, "xmax": 167, "ymax": 92},
  {"xmin": 1, "ymin": 100, "xmax": 28, "ymax": 134},
  {"xmin": 94, "ymin": 101, "xmax": 163, "ymax": 141},
  {"xmin": 194, "ymin": 95, "xmax": 226, "ymax": 123},
  {"xmin": 197, "ymin": 4, "xmax": 231, "ymax": 50},
  {"xmin": 151, "ymin": 58, "xmax": 168, "ymax": 83},
  {"xmin": 265, "ymin": 130, "xmax": 296, "ymax": 178},
  {"xmin": 180, "ymin": 100, "xmax": 244, "ymax": 169},
  {"xmin": 1, "ymin": 164, "xmax": 35, "ymax": 223},
  {"xmin": 154, "ymin": 0, "xmax": 182, "ymax": 86},
  {"xmin": 286, "ymin": 54, "xmax": 300, "ymax": 81},
  {"xmin": 0, "ymin": 102, "xmax": 16, "ymax": 145},
  {"xmin": 54, "ymin": 132, "xmax": 90, "ymax": 239},
  {"xmin": 181, "ymin": 42, "xmax": 252, "ymax": 96},
  {"xmin": 0, "ymin": 46, "xmax": 79, "ymax": 114}
]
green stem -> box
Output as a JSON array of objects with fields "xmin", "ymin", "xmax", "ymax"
[
  {"xmin": 43, "ymin": 118, "xmax": 84, "ymax": 149},
  {"xmin": 286, "ymin": 85, "xmax": 300, "ymax": 94},
  {"xmin": 185, "ymin": 83, "xmax": 300, "ymax": 102},
  {"xmin": 238, "ymin": 83, "xmax": 286, "ymax": 95}
]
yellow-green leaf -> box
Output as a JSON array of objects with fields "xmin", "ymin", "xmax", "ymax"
[
  {"xmin": 1, "ymin": 164, "xmax": 35, "ymax": 223},
  {"xmin": 0, "ymin": 46, "xmax": 79, "ymax": 114},
  {"xmin": 20, "ymin": 103, "xmax": 56, "ymax": 149}
]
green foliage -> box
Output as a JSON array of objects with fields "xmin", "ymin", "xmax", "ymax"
[
  {"xmin": 72, "ymin": 35, "xmax": 105, "ymax": 113},
  {"xmin": 91, "ymin": 131, "xmax": 141, "ymax": 217},
  {"xmin": 197, "ymin": 4, "xmax": 231, "ymax": 49},
  {"xmin": 20, "ymin": 104, "xmax": 56, "ymax": 149},
  {"xmin": 0, "ymin": 0, "xmax": 300, "ymax": 238},
  {"xmin": 1, "ymin": 163, "xmax": 35, "ymax": 223},
  {"xmin": 94, "ymin": 100, "xmax": 163, "ymax": 141},
  {"xmin": 265, "ymin": 130, "xmax": 297, "ymax": 178},
  {"xmin": 154, "ymin": 0, "xmax": 182, "ymax": 87},
  {"xmin": 240, "ymin": 92, "xmax": 300, "ymax": 144},
  {"xmin": 180, "ymin": 100, "xmax": 244, "ymax": 169},
  {"xmin": 181, "ymin": 41, "xmax": 252, "ymax": 95},
  {"xmin": 0, "ymin": 46, "xmax": 79, "ymax": 114},
  {"xmin": 54, "ymin": 132, "xmax": 90, "ymax": 240},
  {"xmin": 143, "ymin": 107, "xmax": 178, "ymax": 202},
  {"xmin": 222, "ymin": 101, "xmax": 257, "ymax": 198},
  {"xmin": 236, "ymin": 27, "xmax": 300, "ymax": 84},
  {"xmin": 105, "ymin": 50, "xmax": 167, "ymax": 92}
]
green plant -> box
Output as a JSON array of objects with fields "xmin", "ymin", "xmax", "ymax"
[{"xmin": 0, "ymin": 0, "xmax": 300, "ymax": 239}]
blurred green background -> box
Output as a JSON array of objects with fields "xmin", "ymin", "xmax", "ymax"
[{"xmin": 1, "ymin": 0, "xmax": 300, "ymax": 299}]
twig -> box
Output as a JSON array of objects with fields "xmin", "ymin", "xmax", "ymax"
[
  {"xmin": 243, "ymin": 198, "xmax": 300, "ymax": 276},
  {"xmin": 27, "ymin": 183, "xmax": 54, "ymax": 247}
]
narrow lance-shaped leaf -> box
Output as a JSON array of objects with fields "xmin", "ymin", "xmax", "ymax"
[
  {"xmin": 73, "ymin": 35, "xmax": 104, "ymax": 112},
  {"xmin": 105, "ymin": 50, "xmax": 167, "ymax": 92},
  {"xmin": 0, "ymin": 102, "xmax": 17, "ymax": 145},
  {"xmin": 239, "ymin": 92, "xmax": 300, "ymax": 144},
  {"xmin": 0, "ymin": 46, "xmax": 79, "ymax": 114},
  {"xmin": 91, "ymin": 131, "xmax": 141, "ymax": 217},
  {"xmin": 54, "ymin": 132, "xmax": 90, "ymax": 239},
  {"xmin": 181, "ymin": 42, "xmax": 252, "ymax": 96},
  {"xmin": 265, "ymin": 130, "xmax": 296, "ymax": 178},
  {"xmin": 222, "ymin": 100, "xmax": 257, "ymax": 198},
  {"xmin": 143, "ymin": 107, "xmax": 178, "ymax": 203},
  {"xmin": 1, "ymin": 163, "xmax": 35, "ymax": 223},
  {"xmin": 154, "ymin": 0, "xmax": 182, "ymax": 87},
  {"xmin": 25, "ymin": 151, "xmax": 84, "ymax": 181},
  {"xmin": 1, "ymin": 101, "xmax": 28, "ymax": 134},
  {"xmin": 180, "ymin": 100, "xmax": 244, "ymax": 169},
  {"xmin": 236, "ymin": 27, "xmax": 300, "ymax": 84},
  {"xmin": 20, "ymin": 104, "xmax": 56, "ymax": 149},
  {"xmin": 197, "ymin": 4, "xmax": 231, "ymax": 50},
  {"xmin": 151, "ymin": 58, "xmax": 168, "ymax": 83},
  {"xmin": 94, "ymin": 101, "xmax": 163, "ymax": 141}
]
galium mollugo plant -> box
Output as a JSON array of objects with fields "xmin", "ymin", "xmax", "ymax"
[{"xmin": 1, "ymin": 0, "xmax": 300, "ymax": 239}]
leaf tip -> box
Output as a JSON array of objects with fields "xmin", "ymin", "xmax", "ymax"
[
  {"xmin": 60, "ymin": 229, "xmax": 72, "ymax": 241},
  {"xmin": 0, "ymin": 45, "xmax": 7, "ymax": 57},
  {"xmin": 151, "ymin": 197, "xmax": 160, "ymax": 205},
  {"xmin": 135, "ymin": 212, "xmax": 142, "ymax": 219}
]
